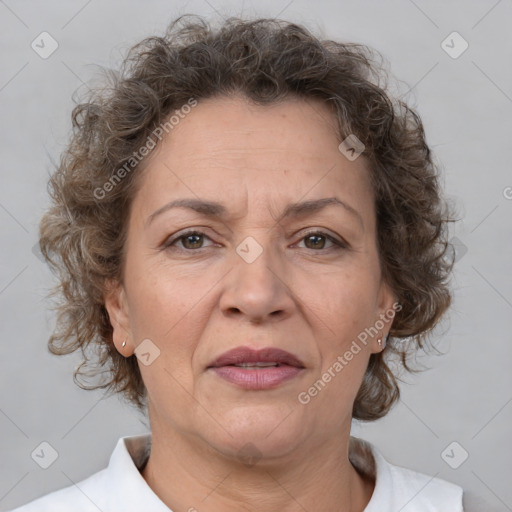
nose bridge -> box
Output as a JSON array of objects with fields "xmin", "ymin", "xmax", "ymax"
[{"xmin": 220, "ymin": 230, "xmax": 293, "ymax": 321}]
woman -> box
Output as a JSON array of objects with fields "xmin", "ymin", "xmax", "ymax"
[{"xmin": 11, "ymin": 14, "xmax": 466, "ymax": 511}]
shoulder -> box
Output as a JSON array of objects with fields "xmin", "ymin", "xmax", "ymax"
[
  {"xmin": 349, "ymin": 436, "xmax": 464, "ymax": 511},
  {"xmin": 384, "ymin": 460, "xmax": 463, "ymax": 510},
  {"xmin": 7, "ymin": 434, "xmax": 162, "ymax": 512},
  {"xmin": 7, "ymin": 468, "xmax": 109, "ymax": 512}
]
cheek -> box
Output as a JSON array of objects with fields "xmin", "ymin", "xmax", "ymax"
[
  {"xmin": 307, "ymin": 265, "xmax": 380, "ymax": 340},
  {"xmin": 128, "ymin": 271, "xmax": 204, "ymax": 404},
  {"xmin": 125, "ymin": 250, "xmax": 199, "ymax": 334},
  {"xmin": 125, "ymin": 259, "xmax": 215, "ymax": 380},
  {"xmin": 306, "ymin": 265, "xmax": 380, "ymax": 405}
]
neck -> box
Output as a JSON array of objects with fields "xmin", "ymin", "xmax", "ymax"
[{"xmin": 140, "ymin": 423, "xmax": 374, "ymax": 512}]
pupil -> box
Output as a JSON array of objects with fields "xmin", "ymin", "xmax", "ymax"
[
  {"xmin": 307, "ymin": 235, "xmax": 324, "ymax": 249},
  {"xmin": 185, "ymin": 234, "xmax": 202, "ymax": 248}
]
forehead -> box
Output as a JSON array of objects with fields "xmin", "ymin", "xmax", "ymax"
[
  {"xmin": 156, "ymin": 94, "xmax": 343, "ymax": 164},
  {"xmin": 133, "ymin": 94, "xmax": 374, "ymax": 226}
]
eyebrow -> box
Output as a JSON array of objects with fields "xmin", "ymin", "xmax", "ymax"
[{"xmin": 147, "ymin": 196, "xmax": 363, "ymax": 227}]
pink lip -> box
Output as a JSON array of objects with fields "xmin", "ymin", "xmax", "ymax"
[{"xmin": 207, "ymin": 347, "xmax": 305, "ymax": 390}]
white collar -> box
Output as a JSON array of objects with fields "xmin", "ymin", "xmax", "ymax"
[
  {"xmin": 18, "ymin": 433, "xmax": 462, "ymax": 511},
  {"xmin": 98, "ymin": 433, "xmax": 462, "ymax": 511},
  {"xmin": 101, "ymin": 434, "xmax": 168, "ymax": 511}
]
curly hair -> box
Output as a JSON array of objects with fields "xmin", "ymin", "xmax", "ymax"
[{"xmin": 39, "ymin": 14, "xmax": 454, "ymax": 421}]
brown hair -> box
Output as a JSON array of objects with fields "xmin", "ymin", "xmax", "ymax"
[{"xmin": 39, "ymin": 14, "xmax": 454, "ymax": 420}]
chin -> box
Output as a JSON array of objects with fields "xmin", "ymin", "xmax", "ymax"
[{"xmin": 202, "ymin": 403, "xmax": 306, "ymax": 462}]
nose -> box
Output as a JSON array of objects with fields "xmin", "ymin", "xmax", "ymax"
[{"xmin": 219, "ymin": 237, "xmax": 295, "ymax": 324}]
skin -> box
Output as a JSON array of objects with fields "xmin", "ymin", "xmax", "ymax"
[{"xmin": 104, "ymin": 94, "xmax": 396, "ymax": 512}]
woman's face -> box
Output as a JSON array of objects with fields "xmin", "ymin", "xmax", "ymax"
[{"xmin": 106, "ymin": 94, "xmax": 395, "ymax": 460}]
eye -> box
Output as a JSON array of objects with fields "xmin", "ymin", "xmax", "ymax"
[
  {"xmin": 296, "ymin": 231, "xmax": 347, "ymax": 251},
  {"xmin": 165, "ymin": 230, "xmax": 214, "ymax": 251},
  {"xmin": 163, "ymin": 229, "xmax": 348, "ymax": 253}
]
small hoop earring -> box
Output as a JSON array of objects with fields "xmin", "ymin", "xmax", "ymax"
[{"xmin": 122, "ymin": 339, "xmax": 126, "ymax": 348}]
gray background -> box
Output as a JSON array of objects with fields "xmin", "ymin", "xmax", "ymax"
[{"xmin": 1, "ymin": 0, "xmax": 511, "ymax": 510}]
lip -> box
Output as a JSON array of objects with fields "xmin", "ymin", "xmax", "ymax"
[
  {"xmin": 208, "ymin": 347, "xmax": 305, "ymax": 368},
  {"xmin": 207, "ymin": 346, "xmax": 305, "ymax": 390}
]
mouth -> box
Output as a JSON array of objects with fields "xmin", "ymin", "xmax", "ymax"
[{"xmin": 207, "ymin": 347, "xmax": 305, "ymax": 390}]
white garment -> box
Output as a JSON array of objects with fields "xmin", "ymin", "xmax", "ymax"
[{"xmin": 9, "ymin": 433, "xmax": 465, "ymax": 511}]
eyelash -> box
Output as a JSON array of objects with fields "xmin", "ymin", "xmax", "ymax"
[{"xmin": 163, "ymin": 229, "xmax": 348, "ymax": 253}]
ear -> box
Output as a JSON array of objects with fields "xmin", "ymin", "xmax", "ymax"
[
  {"xmin": 377, "ymin": 279, "xmax": 397, "ymax": 315},
  {"xmin": 104, "ymin": 278, "xmax": 133, "ymax": 356},
  {"xmin": 373, "ymin": 279, "xmax": 399, "ymax": 352}
]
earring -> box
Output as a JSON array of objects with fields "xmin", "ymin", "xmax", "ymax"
[{"xmin": 122, "ymin": 339, "xmax": 126, "ymax": 348}]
